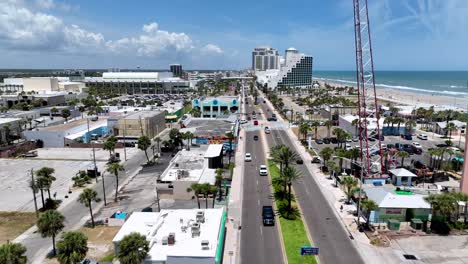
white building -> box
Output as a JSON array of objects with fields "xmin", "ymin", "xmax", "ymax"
[
  {"xmin": 192, "ymin": 96, "xmax": 240, "ymax": 118},
  {"xmin": 255, "ymin": 47, "xmax": 313, "ymax": 90},
  {"xmin": 158, "ymin": 145, "xmax": 223, "ymax": 200},
  {"xmin": 339, "ymin": 114, "xmax": 384, "ymax": 137},
  {"xmin": 85, "ymin": 72, "xmax": 190, "ymax": 94},
  {"xmin": 112, "ymin": 208, "xmax": 226, "ymax": 264},
  {"xmin": 252, "ymin": 46, "xmax": 279, "ymax": 71}
]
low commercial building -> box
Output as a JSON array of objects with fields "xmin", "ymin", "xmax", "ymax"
[
  {"xmin": 339, "ymin": 114, "xmax": 384, "ymax": 137},
  {"xmin": 85, "ymin": 72, "xmax": 190, "ymax": 94},
  {"xmin": 0, "ymin": 118, "xmax": 22, "ymax": 144},
  {"xmin": 192, "ymin": 96, "xmax": 240, "ymax": 118},
  {"xmin": 158, "ymin": 144, "xmax": 223, "ymax": 200},
  {"xmin": 23, "ymin": 117, "xmax": 109, "ymax": 147},
  {"xmin": 321, "ymin": 104, "xmax": 358, "ymax": 121},
  {"xmin": 112, "ymin": 208, "xmax": 226, "ymax": 264},
  {"xmin": 434, "ymin": 120, "xmax": 466, "ymax": 136},
  {"xmin": 181, "ymin": 116, "xmax": 238, "ymax": 150},
  {"xmin": 364, "ymin": 186, "xmax": 431, "ymax": 225},
  {"xmin": 113, "ymin": 111, "xmax": 166, "ymax": 140},
  {"xmin": 0, "ymin": 93, "xmax": 66, "ymax": 108}
]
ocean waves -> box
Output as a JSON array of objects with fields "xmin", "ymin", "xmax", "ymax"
[{"xmin": 313, "ymin": 77, "xmax": 468, "ymax": 98}]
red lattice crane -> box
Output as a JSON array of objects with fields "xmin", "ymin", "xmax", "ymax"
[{"xmin": 353, "ymin": 0, "xmax": 383, "ymax": 177}]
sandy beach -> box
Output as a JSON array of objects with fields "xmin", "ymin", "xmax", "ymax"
[{"xmin": 320, "ymin": 81, "xmax": 468, "ymax": 112}]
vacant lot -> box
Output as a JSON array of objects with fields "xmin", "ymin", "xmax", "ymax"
[
  {"xmin": 80, "ymin": 226, "xmax": 121, "ymax": 261},
  {"xmin": 0, "ymin": 211, "xmax": 37, "ymax": 244}
]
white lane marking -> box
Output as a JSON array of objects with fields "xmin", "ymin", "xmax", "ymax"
[
  {"xmin": 257, "ymin": 179, "xmax": 259, "ymax": 186},
  {"xmin": 260, "ymin": 225, "xmax": 263, "ymax": 236},
  {"xmin": 258, "ymin": 199, "xmax": 260, "ymax": 206}
]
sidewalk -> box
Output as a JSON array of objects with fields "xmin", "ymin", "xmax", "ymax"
[{"xmin": 223, "ymin": 91, "xmax": 247, "ymax": 264}]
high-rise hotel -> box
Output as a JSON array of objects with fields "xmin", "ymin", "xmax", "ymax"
[
  {"xmin": 252, "ymin": 46, "xmax": 279, "ymax": 71},
  {"xmin": 254, "ymin": 46, "xmax": 313, "ymax": 90}
]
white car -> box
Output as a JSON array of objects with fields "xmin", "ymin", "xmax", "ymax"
[
  {"xmin": 417, "ymin": 134, "xmax": 428, "ymax": 140},
  {"xmin": 412, "ymin": 142, "xmax": 422, "ymax": 149},
  {"xmin": 240, "ymin": 119, "xmax": 248, "ymax": 124},
  {"xmin": 252, "ymin": 114, "xmax": 257, "ymax": 119},
  {"xmin": 245, "ymin": 153, "xmax": 252, "ymax": 162},
  {"xmin": 449, "ymin": 147, "xmax": 461, "ymax": 153},
  {"xmin": 259, "ymin": 165, "xmax": 268, "ymax": 176},
  {"xmin": 345, "ymin": 144, "xmax": 353, "ymax": 151},
  {"xmin": 264, "ymin": 127, "xmax": 271, "ymax": 134}
]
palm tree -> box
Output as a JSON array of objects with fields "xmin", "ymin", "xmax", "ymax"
[
  {"xmin": 332, "ymin": 127, "xmax": 346, "ymax": 148},
  {"xmin": 394, "ymin": 117, "xmax": 405, "ymax": 135},
  {"xmin": 320, "ymin": 147, "xmax": 334, "ymax": 163},
  {"xmin": 107, "ymin": 163, "xmax": 124, "ymax": 202},
  {"xmin": 225, "ymin": 131, "xmax": 234, "ymax": 165},
  {"xmin": 154, "ymin": 137, "xmax": 162, "ymax": 154},
  {"xmin": 56, "ymin": 231, "xmax": 88, "ymax": 264},
  {"xmin": 137, "ymin": 135, "xmax": 152, "ymax": 164},
  {"xmin": 311, "ymin": 121, "xmax": 320, "ymax": 140},
  {"xmin": 424, "ymin": 193, "xmax": 457, "ymax": 223},
  {"xmin": 299, "ymin": 122, "xmax": 310, "ymax": 140},
  {"xmin": 342, "ymin": 176, "xmax": 358, "ymax": 204},
  {"xmin": 78, "ymin": 106, "xmax": 86, "ymax": 119},
  {"xmin": 323, "ymin": 120, "xmax": 332, "ymax": 138},
  {"xmin": 0, "ymin": 241, "xmax": 27, "ymax": 264},
  {"xmin": 117, "ymin": 233, "xmax": 149, "ymax": 264},
  {"xmin": 215, "ymin": 168, "xmax": 224, "ymax": 202},
  {"xmin": 405, "ymin": 119, "xmax": 417, "ymax": 134},
  {"xmin": 396, "ymin": 151, "xmax": 410, "ymax": 168},
  {"xmin": 37, "ymin": 210, "xmax": 65, "ymax": 256},
  {"xmin": 351, "ymin": 118, "xmax": 359, "ymax": 136},
  {"xmin": 361, "ymin": 199, "xmax": 378, "ymax": 225},
  {"xmin": 103, "ymin": 135, "xmax": 117, "ymax": 159},
  {"xmin": 61, "ymin": 109, "xmax": 71, "ymax": 122},
  {"xmin": 186, "ymin": 131, "xmax": 194, "ymax": 151},
  {"xmin": 187, "ymin": 183, "xmax": 202, "ymax": 209},
  {"xmin": 334, "ymin": 148, "xmax": 348, "ymax": 173},
  {"xmin": 283, "ymin": 166, "xmax": 302, "ymax": 213},
  {"xmin": 78, "ymin": 188, "xmax": 101, "ymax": 228},
  {"xmin": 36, "ymin": 167, "xmax": 56, "ymax": 200}
]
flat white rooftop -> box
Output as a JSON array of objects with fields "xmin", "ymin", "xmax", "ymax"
[
  {"xmin": 0, "ymin": 117, "xmax": 21, "ymax": 125},
  {"xmin": 113, "ymin": 208, "xmax": 225, "ymax": 262},
  {"xmin": 159, "ymin": 145, "xmax": 217, "ymax": 185}
]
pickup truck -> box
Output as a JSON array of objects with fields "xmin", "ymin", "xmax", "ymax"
[{"xmin": 262, "ymin": 206, "xmax": 275, "ymax": 226}]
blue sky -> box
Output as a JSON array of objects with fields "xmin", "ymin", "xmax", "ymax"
[{"xmin": 1, "ymin": 0, "xmax": 467, "ymax": 70}]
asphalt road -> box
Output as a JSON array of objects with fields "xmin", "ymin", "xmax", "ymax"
[
  {"xmin": 240, "ymin": 97, "xmax": 284, "ymax": 264},
  {"xmin": 259, "ymin": 99, "xmax": 364, "ymax": 264},
  {"xmin": 21, "ymin": 134, "xmax": 169, "ymax": 262}
]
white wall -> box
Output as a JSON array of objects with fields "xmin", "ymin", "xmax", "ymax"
[
  {"xmin": 23, "ymin": 130, "xmax": 65, "ymax": 147},
  {"xmin": 165, "ymin": 256, "xmax": 215, "ymax": 264},
  {"xmin": 23, "ymin": 78, "xmax": 59, "ymax": 92}
]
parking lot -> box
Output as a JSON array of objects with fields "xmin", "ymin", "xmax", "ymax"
[
  {"xmin": 0, "ymin": 159, "xmax": 107, "ymax": 212},
  {"xmin": 33, "ymin": 147, "xmax": 139, "ymax": 161},
  {"xmin": 309, "ymin": 131, "xmax": 463, "ymax": 169}
]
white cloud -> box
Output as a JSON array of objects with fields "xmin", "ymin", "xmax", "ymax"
[
  {"xmin": 106, "ymin": 22, "xmax": 195, "ymax": 57},
  {"xmin": 201, "ymin": 44, "xmax": 223, "ymax": 54},
  {"xmin": 36, "ymin": 0, "xmax": 54, "ymax": 9}
]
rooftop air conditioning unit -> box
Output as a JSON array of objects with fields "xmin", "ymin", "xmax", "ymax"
[
  {"xmin": 191, "ymin": 223, "xmax": 200, "ymax": 237},
  {"xmin": 196, "ymin": 211, "xmax": 205, "ymax": 223},
  {"xmin": 201, "ymin": 240, "xmax": 210, "ymax": 250},
  {"xmin": 168, "ymin": 233, "xmax": 175, "ymax": 245},
  {"xmin": 162, "ymin": 236, "xmax": 168, "ymax": 245}
]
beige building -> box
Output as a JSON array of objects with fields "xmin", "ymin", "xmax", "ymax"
[
  {"xmin": 114, "ymin": 111, "xmax": 165, "ymax": 139},
  {"xmin": 23, "ymin": 77, "xmax": 59, "ymax": 93},
  {"xmin": 58, "ymin": 81, "xmax": 86, "ymax": 93}
]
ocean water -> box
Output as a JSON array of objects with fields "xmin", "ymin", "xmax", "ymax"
[{"xmin": 313, "ymin": 71, "xmax": 468, "ymax": 98}]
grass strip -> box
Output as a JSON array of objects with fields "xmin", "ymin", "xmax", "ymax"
[{"xmin": 268, "ymin": 161, "xmax": 317, "ymax": 264}]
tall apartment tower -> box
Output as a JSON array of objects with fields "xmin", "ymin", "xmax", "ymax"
[
  {"xmin": 252, "ymin": 46, "xmax": 279, "ymax": 71},
  {"xmin": 170, "ymin": 64, "xmax": 183, "ymax": 77}
]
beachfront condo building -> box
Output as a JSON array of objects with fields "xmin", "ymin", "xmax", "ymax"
[
  {"xmin": 255, "ymin": 47, "xmax": 313, "ymax": 90},
  {"xmin": 252, "ymin": 46, "xmax": 280, "ymax": 71}
]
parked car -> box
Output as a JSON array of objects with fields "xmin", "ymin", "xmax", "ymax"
[
  {"xmin": 315, "ymin": 139, "xmax": 324, "ymax": 144},
  {"xmin": 380, "ymin": 144, "xmax": 387, "ymax": 151},
  {"xmin": 413, "ymin": 160, "xmax": 427, "ymax": 169},
  {"xmin": 264, "ymin": 127, "xmax": 271, "ymax": 134},
  {"xmin": 412, "ymin": 142, "xmax": 422, "ymax": 149},
  {"xmin": 401, "ymin": 134, "xmax": 413, "ymax": 140},
  {"xmin": 21, "ymin": 150, "xmax": 38, "ymax": 157},
  {"xmin": 253, "ymin": 135, "xmax": 259, "ymax": 141},
  {"xmin": 387, "ymin": 144, "xmax": 396, "ymax": 150},
  {"xmin": 254, "ymin": 120, "xmax": 259, "ymax": 126},
  {"xmin": 296, "ymin": 158, "xmax": 304, "ymax": 164},
  {"xmin": 449, "ymin": 147, "xmax": 461, "ymax": 153},
  {"xmin": 402, "ymin": 144, "xmax": 414, "ymax": 154},
  {"xmin": 245, "ymin": 153, "xmax": 252, "ymax": 162},
  {"xmin": 311, "ymin": 156, "xmax": 322, "ymax": 164},
  {"xmin": 323, "ymin": 138, "xmax": 331, "ymax": 144},
  {"xmin": 240, "ymin": 119, "xmax": 248, "ymax": 124},
  {"xmin": 345, "ymin": 144, "xmax": 353, "ymax": 151},
  {"xmin": 352, "ymin": 137, "xmax": 359, "ymax": 142},
  {"xmin": 259, "ymin": 165, "xmax": 268, "ymax": 176},
  {"xmin": 262, "ymin": 206, "xmax": 275, "ymax": 226},
  {"xmin": 330, "ymin": 138, "xmax": 338, "ymax": 144},
  {"xmin": 252, "ymin": 114, "xmax": 257, "ymax": 119},
  {"xmin": 417, "ymin": 134, "xmax": 428, "ymax": 140}
]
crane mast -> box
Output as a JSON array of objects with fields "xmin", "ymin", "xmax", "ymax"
[{"xmin": 353, "ymin": 0, "xmax": 383, "ymax": 177}]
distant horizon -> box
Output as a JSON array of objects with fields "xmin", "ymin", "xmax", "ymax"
[{"xmin": 0, "ymin": 68, "xmax": 466, "ymax": 72}]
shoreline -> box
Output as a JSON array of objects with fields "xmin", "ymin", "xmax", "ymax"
[{"xmin": 318, "ymin": 80, "xmax": 468, "ymax": 112}]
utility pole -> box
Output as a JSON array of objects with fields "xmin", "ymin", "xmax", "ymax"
[
  {"xmin": 30, "ymin": 169, "xmax": 38, "ymax": 218},
  {"xmin": 87, "ymin": 118, "xmax": 98, "ymax": 183},
  {"xmin": 123, "ymin": 112, "xmax": 127, "ymax": 161},
  {"xmin": 101, "ymin": 172, "xmax": 107, "ymax": 206},
  {"xmin": 155, "ymin": 178, "xmax": 160, "ymax": 212}
]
